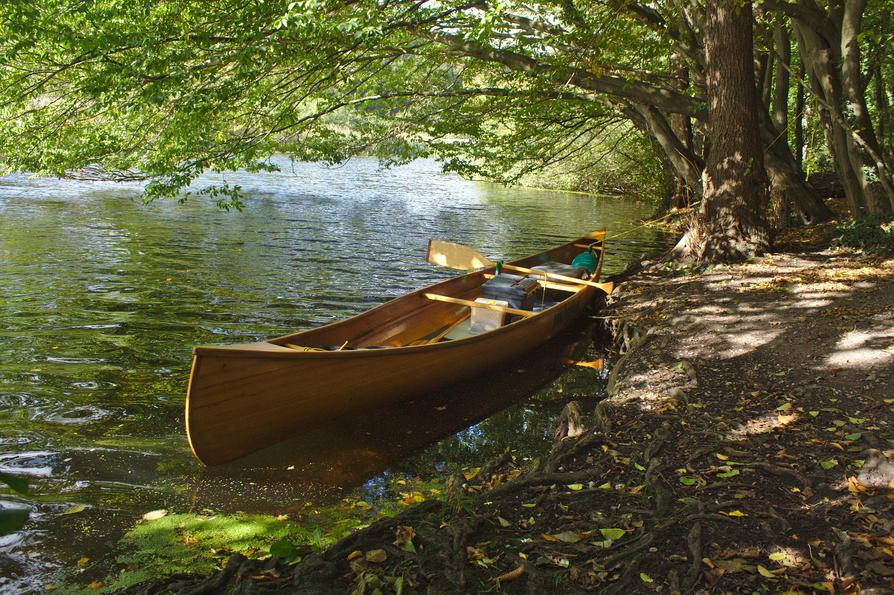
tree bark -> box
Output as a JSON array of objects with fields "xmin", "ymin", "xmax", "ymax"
[
  {"xmin": 794, "ymin": 56, "xmax": 806, "ymax": 169},
  {"xmin": 669, "ymin": 54, "xmax": 695, "ymax": 209},
  {"xmin": 761, "ymin": 108, "xmax": 833, "ymax": 225},
  {"xmin": 871, "ymin": 55, "xmax": 889, "ymax": 164},
  {"xmin": 680, "ymin": 1, "xmax": 770, "ymax": 262},
  {"xmin": 769, "ymin": 23, "xmax": 792, "ymax": 230},
  {"xmin": 793, "ymin": 20, "xmax": 869, "ymax": 217},
  {"xmin": 840, "ymin": 0, "xmax": 893, "ymax": 213}
]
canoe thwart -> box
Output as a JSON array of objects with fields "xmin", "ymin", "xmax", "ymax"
[{"xmin": 423, "ymin": 293, "xmax": 536, "ymax": 318}]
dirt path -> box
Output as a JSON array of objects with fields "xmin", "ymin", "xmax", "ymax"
[{"xmin": 129, "ymin": 247, "xmax": 894, "ymax": 594}]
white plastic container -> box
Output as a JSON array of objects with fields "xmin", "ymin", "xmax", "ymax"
[{"xmin": 470, "ymin": 298, "xmax": 508, "ymax": 334}]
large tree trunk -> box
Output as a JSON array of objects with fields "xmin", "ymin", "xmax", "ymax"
[
  {"xmin": 840, "ymin": 0, "xmax": 893, "ymax": 213},
  {"xmin": 793, "ymin": 21, "xmax": 870, "ymax": 217},
  {"xmin": 669, "ymin": 55, "xmax": 695, "ymax": 209},
  {"xmin": 769, "ymin": 22, "xmax": 792, "ymax": 231},
  {"xmin": 680, "ymin": 1, "xmax": 770, "ymax": 262},
  {"xmin": 762, "ymin": 125, "xmax": 833, "ymax": 225}
]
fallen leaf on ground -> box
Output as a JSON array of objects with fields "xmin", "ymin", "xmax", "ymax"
[
  {"xmin": 497, "ymin": 565, "xmax": 525, "ymax": 583},
  {"xmin": 365, "ymin": 549, "xmax": 387, "ymax": 563}
]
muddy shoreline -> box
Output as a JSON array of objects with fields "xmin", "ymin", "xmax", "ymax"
[{"xmin": 127, "ymin": 234, "xmax": 894, "ymax": 594}]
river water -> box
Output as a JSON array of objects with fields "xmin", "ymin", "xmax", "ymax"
[{"xmin": 0, "ymin": 158, "xmax": 669, "ymax": 590}]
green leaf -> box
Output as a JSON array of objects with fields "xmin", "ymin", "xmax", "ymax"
[
  {"xmin": 757, "ymin": 564, "xmax": 776, "ymax": 578},
  {"xmin": 0, "ymin": 508, "xmax": 29, "ymax": 536},
  {"xmin": 845, "ymin": 432, "xmax": 862, "ymax": 441},
  {"xmin": 567, "ymin": 483, "xmax": 583, "ymax": 491},
  {"xmin": 820, "ymin": 459, "xmax": 838, "ymax": 470},
  {"xmin": 269, "ymin": 538, "xmax": 299, "ymax": 562},
  {"xmin": 0, "ymin": 472, "xmax": 29, "ymax": 496},
  {"xmin": 679, "ymin": 476, "xmax": 695, "ymax": 486},
  {"xmin": 716, "ymin": 468, "xmax": 740, "ymax": 478},
  {"xmin": 600, "ymin": 528, "xmax": 626, "ymax": 541},
  {"xmin": 640, "ymin": 572, "xmax": 653, "ymax": 583}
]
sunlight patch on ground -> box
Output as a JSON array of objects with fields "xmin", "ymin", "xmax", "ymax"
[
  {"xmin": 726, "ymin": 411, "xmax": 800, "ymax": 440},
  {"xmin": 826, "ymin": 327, "xmax": 894, "ymax": 369}
]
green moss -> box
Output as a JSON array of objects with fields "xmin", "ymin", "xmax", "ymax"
[{"xmin": 82, "ymin": 475, "xmax": 446, "ymax": 592}]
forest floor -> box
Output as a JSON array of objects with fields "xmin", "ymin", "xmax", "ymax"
[{"xmin": 129, "ymin": 222, "xmax": 894, "ymax": 594}]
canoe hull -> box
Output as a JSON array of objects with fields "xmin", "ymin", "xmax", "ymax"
[{"xmin": 186, "ymin": 230, "xmax": 607, "ymax": 465}]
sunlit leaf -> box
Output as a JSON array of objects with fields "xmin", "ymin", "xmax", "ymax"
[
  {"xmin": 679, "ymin": 476, "xmax": 695, "ymax": 486},
  {"xmin": 600, "ymin": 528, "xmax": 625, "ymax": 541},
  {"xmin": 365, "ymin": 549, "xmax": 387, "ymax": 563},
  {"xmin": 567, "ymin": 483, "xmax": 583, "ymax": 491},
  {"xmin": 820, "ymin": 459, "xmax": 838, "ymax": 470},
  {"xmin": 640, "ymin": 572, "xmax": 653, "ymax": 583}
]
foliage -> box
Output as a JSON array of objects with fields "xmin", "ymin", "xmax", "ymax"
[
  {"xmin": 833, "ymin": 217, "xmax": 894, "ymax": 254},
  {"xmin": 0, "ymin": 0, "xmax": 674, "ymax": 205}
]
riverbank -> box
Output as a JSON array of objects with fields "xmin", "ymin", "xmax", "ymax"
[{"xmin": 123, "ymin": 223, "xmax": 894, "ymax": 593}]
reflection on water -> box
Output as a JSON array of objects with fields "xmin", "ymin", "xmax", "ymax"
[{"xmin": 0, "ymin": 158, "xmax": 669, "ymax": 590}]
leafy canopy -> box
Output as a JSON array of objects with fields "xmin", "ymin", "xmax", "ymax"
[{"xmin": 0, "ymin": 0, "xmax": 679, "ymax": 206}]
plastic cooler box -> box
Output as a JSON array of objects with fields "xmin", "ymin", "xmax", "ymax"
[{"xmin": 480, "ymin": 273, "xmax": 540, "ymax": 310}]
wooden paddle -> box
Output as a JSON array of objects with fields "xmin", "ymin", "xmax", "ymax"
[{"xmin": 426, "ymin": 239, "xmax": 614, "ymax": 294}]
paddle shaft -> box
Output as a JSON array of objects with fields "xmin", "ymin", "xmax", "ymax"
[{"xmin": 502, "ymin": 264, "xmax": 611, "ymax": 293}]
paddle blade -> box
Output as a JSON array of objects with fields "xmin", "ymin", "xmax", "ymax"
[{"xmin": 426, "ymin": 240, "xmax": 494, "ymax": 270}]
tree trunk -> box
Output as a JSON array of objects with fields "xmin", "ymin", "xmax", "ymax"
[
  {"xmin": 669, "ymin": 55, "xmax": 695, "ymax": 209},
  {"xmin": 762, "ymin": 118, "xmax": 834, "ymax": 225},
  {"xmin": 680, "ymin": 1, "xmax": 770, "ymax": 262},
  {"xmin": 793, "ymin": 21, "xmax": 869, "ymax": 217},
  {"xmin": 872, "ymin": 55, "xmax": 889, "ymax": 164},
  {"xmin": 769, "ymin": 23, "xmax": 792, "ymax": 231},
  {"xmin": 794, "ymin": 57, "xmax": 805, "ymax": 168},
  {"xmin": 840, "ymin": 0, "xmax": 893, "ymax": 213}
]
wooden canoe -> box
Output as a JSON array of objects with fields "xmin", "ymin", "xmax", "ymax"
[{"xmin": 186, "ymin": 229, "xmax": 611, "ymax": 465}]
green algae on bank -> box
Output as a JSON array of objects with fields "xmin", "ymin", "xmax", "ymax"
[{"xmin": 59, "ymin": 475, "xmax": 446, "ymax": 592}]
